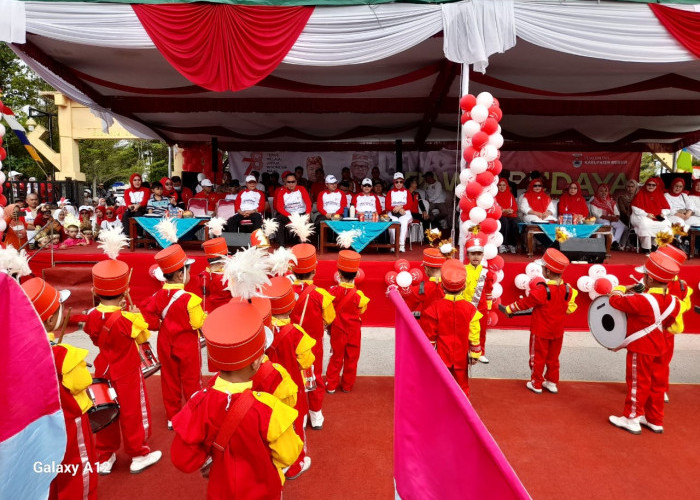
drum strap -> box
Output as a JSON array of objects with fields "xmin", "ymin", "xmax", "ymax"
[
  {"xmin": 212, "ymin": 390, "xmax": 255, "ymax": 452},
  {"xmin": 162, "ymin": 289, "xmax": 187, "ymax": 319},
  {"xmin": 616, "ymin": 294, "xmax": 677, "ymax": 351},
  {"xmin": 470, "ymin": 267, "xmax": 488, "ymax": 309},
  {"xmin": 297, "ymin": 284, "xmax": 316, "ymax": 326}
]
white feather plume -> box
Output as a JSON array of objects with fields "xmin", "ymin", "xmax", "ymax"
[
  {"xmin": 155, "ymin": 218, "xmax": 178, "ymax": 244},
  {"xmin": 268, "ymin": 247, "xmax": 298, "ymax": 277},
  {"xmin": 262, "ymin": 218, "xmax": 279, "ymax": 237},
  {"xmin": 221, "ymin": 246, "xmax": 271, "ymax": 300},
  {"xmin": 0, "ymin": 245, "xmax": 31, "ymax": 278},
  {"xmin": 336, "ymin": 229, "xmax": 361, "ymax": 249},
  {"xmin": 97, "ymin": 225, "xmax": 129, "ymax": 259},
  {"xmin": 207, "ymin": 217, "xmax": 226, "ymax": 237},
  {"xmin": 287, "ymin": 213, "xmax": 314, "ymax": 243}
]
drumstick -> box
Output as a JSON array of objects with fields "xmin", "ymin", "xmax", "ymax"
[
  {"xmin": 629, "ymin": 274, "xmax": 642, "ymax": 283},
  {"xmin": 57, "ymin": 307, "xmax": 72, "ymax": 344}
]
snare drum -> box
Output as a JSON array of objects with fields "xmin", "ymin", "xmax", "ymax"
[
  {"xmin": 139, "ymin": 342, "xmax": 161, "ymax": 378},
  {"xmin": 87, "ymin": 378, "xmax": 119, "ymax": 433}
]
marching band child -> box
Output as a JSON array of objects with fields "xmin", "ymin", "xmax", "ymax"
[
  {"xmin": 462, "ymin": 234, "xmax": 496, "ymax": 364},
  {"xmin": 325, "ymin": 250, "xmax": 370, "ymax": 394},
  {"xmin": 419, "ymin": 259, "xmax": 482, "ymax": 397},
  {"xmin": 289, "ymin": 243, "xmax": 336, "ymax": 430},
  {"xmin": 501, "ymin": 248, "xmax": 578, "ymax": 395},
  {"xmin": 199, "ymin": 237, "xmax": 230, "ymax": 313},
  {"xmin": 84, "ymin": 259, "xmax": 162, "ymax": 474},
  {"xmin": 22, "ymin": 278, "xmax": 98, "ymax": 499},
  {"xmin": 262, "ymin": 276, "xmax": 316, "ymax": 480},
  {"xmin": 171, "ymin": 300, "xmax": 303, "ymax": 499},
  {"xmin": 141, "ymin": 244, "xmax": 206, "ymax": 430},
  {"xmin": 402, "ymin": 247, "xmax": 446, "ymax": 320}
]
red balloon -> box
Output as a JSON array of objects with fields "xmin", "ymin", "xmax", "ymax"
[
  {"xmin": 355, "ymin": 268, "xmax": 365, "ymax": 285},
  {"xmin": 459, "ymin": 94, "xmax": 477, "ymax": 111},
  {"xmin": 488, "ymin": 159, "xmax": 503, "ymax": 176},
  {"xmin": 487, "ymin": 311, "xmax": 499, "ymax": 327},
  {"xmin": 488, "ymin": 255, "xmax": 505, "ymax": 271},
  {"xmin": 385, "ymin": 271, "xmax": 398, "ymax": 286},
  {"xmin": 529, "ymin": 276, "xmax": 545, "ymax": 290},
  {"xmin": 471, "ymin": 132, "xmax": 489, "ymax": 150},
  {"xmin": 394, "ymin": 259, "xmax": 410, "ymax": 273},
  {"xmin": 594, "ymin": 277, "xmax": 613, "ymax": 295},
  {"xmin": 0, "ymin": 136, "xmax": 3, "ymax": 146},
  {"xmin": 409, "ymin": 268, "xmax": 423, "ymax": 285},
  {"xmin": 493, "ymin": 97, "xmax": 500, "ymax": 108},
  {"xmin": 459, "ymin": 196, "xmax": 476, "ymax": 213},
  {"xmin": 465, "ymin": 182, "xmax": 483, "ymax": 199},
  {"xmin": 460, "ymin": 210, "xmax": 471, "ymax": 222},
  {"xmin": 460, "ymin": 111, "xmax": 470, "ymax": 125},
  {"xmin": 486, "ymin": 204, "xmax": 502, "ymax": 220},
  {"xmin": 479, "ymin": 218, "xmax": 498, "ymax": 234},
  {"xmin": 481, "ymin": 117, "xmax": 499, "ymax": 135},
  {"xmin": 0, "ymin": 147, "xmax": 6, "ymax": 161},
  {"xmin": 463, "ymin": 146, "xmax": 479, "ymax": 162},
  {"xmin": 488, "ymin": 105, "xmax": 503, "ymax": 121},
  {"xmin": 476, "ymin": 171, "xmax": 495, "ymax": 187}
]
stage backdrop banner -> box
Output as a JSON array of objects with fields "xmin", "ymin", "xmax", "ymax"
[{"xmin": 389, "ymin": 288, "xmax": 531, "ymax": 500}]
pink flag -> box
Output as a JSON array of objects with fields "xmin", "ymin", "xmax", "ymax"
[{"xmin": 390, "ymin": 288, "xmax": 530, "ymax": 500}]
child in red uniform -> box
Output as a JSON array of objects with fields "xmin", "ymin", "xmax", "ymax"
[
  {"xmin": 607, "ymin": 252, "xmax": 681, "ymax": 434},
  {"xmin": 462, "ymin": 234, "xmax": 496, "ymax": 364},
  {"xmin": 262, "ymin": 276, "xmax": 316, "ymax": 479},
  {"xmin": 289, "ymin": 243, "xmax": 336, "ymax": 430},
  {"xmin": 325, "ymin": 250, "xmax": 370, "ymax": 394},
  {"xmin": 84, "ymin": 259, "xmax": 162, "ymax": 474},
  {"xmin": 199, "ymin": 237, "xmax": 230, "ymax": 313},
  {"xmin": 171, "ymin": 300, "xmax": 303, "ymax": 499},
  {"xmin": 419, "ymin": 260, "xmax": 482, "ymax": 397},
  {"xmin": 402, "ymin": 247, "xmax": 446, "ymax": 320},
  {"xmin": 22, "ymin": 278, "xmax": 98, "ymax": 500},
  {"xmin": 140, "ymin": 244, "xmax": 206, "ymax": 430},
  {"xmin": 502, "ymin": 248, "xmax": 578, "ymax": 394}
]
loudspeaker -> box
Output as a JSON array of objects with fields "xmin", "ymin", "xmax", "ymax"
[{"xmin": 557, "ymin": 238, "xmax": 606, "ymax": 263}]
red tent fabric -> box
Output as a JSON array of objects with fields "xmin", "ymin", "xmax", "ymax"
[{"xmin": 649, "ymin": 4, "xmax": 700, "ymax": 58}]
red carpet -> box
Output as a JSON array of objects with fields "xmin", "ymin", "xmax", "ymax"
[{"xmin": 96, "ymin": 376, "xmax": 700, "ymax": 500}]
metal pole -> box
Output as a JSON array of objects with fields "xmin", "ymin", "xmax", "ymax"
[{"xmin": 168, "ymin": 146, "xmax": 173, "ymax": 177}]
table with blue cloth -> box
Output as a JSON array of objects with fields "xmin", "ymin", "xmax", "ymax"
[
  {"xmin": 321, "ymin": 220, "xmax": 400, "ymax": 255},
  {"xmin": 131, "ymin": 217, "xmax": 209, "ymax": 250},
  {"xmin": 518, "ymin": 223, "xmax": 611, "ymax": 258}
]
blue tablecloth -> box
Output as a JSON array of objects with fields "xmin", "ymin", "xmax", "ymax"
[
  {"xmin": 325, "ymin": 220, "xmax": 394, "ymax": 252},
  {"xmin": 135, "ymin": 217, "xmax": 203, "ymax": 248},
  {"xmin": 525, "ymin": 223, "xmax": 602, "ymax": 242}
]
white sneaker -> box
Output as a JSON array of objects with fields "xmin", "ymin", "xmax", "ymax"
[
  {"xmin": 130, "ymin": 450, "xmax": 163, "ymax": 474},
  {"xmin": 608, "ymin": 415, "xmax": 641, "ymax": 435},
  {"xmin": 399, "ymin": 245, "xmax": 405, "ymax": 253},
  {"xmin": 639, "ymin": 416, "xmax": 664, "ymax": 434},
  {"xmin": 509, "ymin": 245, "xmax": 517, "ymax": 254},
  {"xmin": 664, "ymin": 392, "xmax": 669, "ymax": 403},
  {"xmin": 97, "ymin": 453, "xmax": 116, "ymax": 475},
  {"xmin": 287, "ymin": 456, "xmax": 311, "ymax": 480},
  {"xmin": 167, "ymin": 420, "xmax": 173, "ymax": 430},
  {"xmin": 542, "ymin": 381, "xmax": 558, "ymax": 394},
  {"xmin": 309, "ymin": 410, "xmax": 324, "ymax": 430},
  {"xmin": 526, "ymin": 381, "xmax": 542, "ymax": 394},
  {"xmin": 478, "ymin": 356, "xmax": 489, "ymax": 364},
  {"xmin": 498, "ymin": 245, "xmax": 507, "ymax": 254}
]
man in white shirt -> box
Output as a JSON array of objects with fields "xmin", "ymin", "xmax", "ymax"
[
  {"xmin": 23, "ymin": 192, "xmax": 40, "ymax": 248},
  {"xmin": 422, "ymin": 171, "xmax": 449, "ymax": 230},
  {"xmin": 316, "ymin": 174, "xmax": 347, "ymax": 241},
  {"xmin": 226, "ymin": 175, "xmax": 266, "ymax": 232},
  {"xmin": 273, "ymin": 172, "xmax": 312, "ymax": 245}
]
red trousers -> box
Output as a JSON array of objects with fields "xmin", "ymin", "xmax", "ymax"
[
  {"xmin": 158, "ymin": 333, "xmax": 202, "ymax": 420},
  {"xmin": 663, "ymin": 335, "xmax": 674, "ymax": 395},
  {"xmin": 49, "ymin": 414, "xmax": 97, "ymax": 500},
  {"xmin": 307, "ymin": 333, "xmax": 325, "ymax": 412},
  {"xmin": 97, "ymin": 370, "xmax": 152, "ymax": 460},
  {"xmin": 528, "ymin": 334, "xmax": 564, "ymax": 389},
  {"xmin": 325, "ymin": 328, "xmax": 360, "ymax": 392},
  {"xmin": 478, "ymin": 312, "xmax": 488, "ymax": 355},
  {"xmin": 624, "ymin": 351, "xmax": 667, "ymax": 426},
  {"xmin": 449, "ymin": 367, "xmax": 470, "ymax": 398}
]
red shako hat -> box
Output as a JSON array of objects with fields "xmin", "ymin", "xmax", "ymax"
[
  {"xmin": 262, "ymin": 276, "xmax": 296, "ymax": 315},
  {"xmin": 22, "ymin": 277, "xmax": 70, "ymax": 322},
  {"xmin": 155, "ymin": 244, "xmax": 194, "ymax": 274},
  {"xmin": 92, "ymin": 260, "xmax": 130, "ymax": 296},
  {"xmin": 291, "ymin": 243, "xmax": 317, "ymax": 274},
  {"xmin": 537, "ymin": 248, "xmax": 569, "ymax": 274},
  {"xmin": 233, "ymin": 296, "xmax": 272, "ymax": 329},
  {"xmin": 644, "ymin": 252, "xmax": 680, "ymax": 283},
  {"xmin": 441, "ymin": 259, "xmax": 466, "ymax": 292},
  {"xmin": 337, "ymin": 250, "xmax": 361, "ymax": 273},
  {"xmin": 202, "ymin": 301, "xmax": 265, "ymax": 372},
  {"xmin": 423, "ymin": 248, "xmax": 446, "ymax": 268},
  {"xmin": 656, "ymin": 244, "xmax": 687, "ymax": 266},
  {"xmin": 250, "ymin": 229, "xmax": 271, "ymax": 249},
  {"xmin": 465, "ymin": 234, "xmax": 485, "ymax": 252},
  {"xmin": 202, "ymin": 237, "xmax": 228, "ymax": 258}
]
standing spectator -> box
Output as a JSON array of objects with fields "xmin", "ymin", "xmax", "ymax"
[
  {"xmin": 226, "ymin": 175, "xmax": 266, "ymax": 232},
  {"xmin": 193, "ymin": 179, "xmax": 223, "ymax": 212},
  {"xmin": 294, "ymin": 166, "xmax": 310, "ymax": 190},
  {"xmin": 422, "ymin": 171, "xmax": 448, "ymax": 229},
  {"xmin": 370, "ymin": 166, "xmax": 386, "ymax": 191},
  {"xmin": 171, "ymin": 176, "xmax": 193, "ymax": 208},
  {"xmin": 386, "ymin": 172, "xmax": 415, "ymax": 253},
  {"xmin": 373, "ymin": 181, "xmax": 386, "ymax": 212},
  {"xmin": 273, "ymin": 172, "xmax": 312, "ymax": 246},
  {"xmin": 630, "ymin": 177, "xmax": 672, "ymax": 254},
  {"xmin": 5, "ymin": 204, "xmax": 28, "ymax": 248},
  {"xmin": 122, "ymin": 173, "xmax": 150, "ymax": 234},
  {"xmin": 519, "ymin": 179, "xmax": 556, "ymax": 223},
  {"xmin": 615, "ymin": 178, "xmax": 638, "ymax": 226},
  {"xmin": 96, "ymin": 182, "xmax": 109, "ymax": 200},
  {"xmin": 340, "ymin": 167, "xmax": 359, "ymax": 193},
  {"xmin": 309, "ymin": 169, "xmax": 326, "ymax": 203},
  {"xmin": 590, "ymin": 183, "xmax": 627, "ymax": 250},
  {"xmin": 557, "ymin": 182, "xmax": 590, "ymax": 222},
  {"xmin": 23, "ymin": 193, "xmax": 41, "ymax": 247},
  {"xmin": 495, "ymin": 177, "xmax": 518, "ymax": 253},
  {"xmin": 267, "ymin": 172, "xmax": 281, "ymax": 198},
  {"xmin": 338, "ymin": 181, "xmax": 353, "ymax": 207}
]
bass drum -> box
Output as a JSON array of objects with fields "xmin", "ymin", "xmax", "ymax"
[{"xmin": 587, "ymin": 296, "xmax": 627, "ymax": 350}]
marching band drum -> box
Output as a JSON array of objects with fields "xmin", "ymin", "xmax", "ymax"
[
  {"xmin": 139, "ymin": 341, "xmax": 161, "ymax": 378},
  {"xmin": 587, "ymin": 295, "xmax": 628, "ymax": 350},
  {"xmin": 86, "ymin": 378, "xmax": 120, "ymax": 433}
]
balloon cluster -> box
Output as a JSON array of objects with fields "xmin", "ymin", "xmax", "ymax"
[
  {"xmin": 514, "ymin": 262, "xmax": 546, "ymax": 296},
  {"xmin": 485, "ymin": 255, "xmax": 506, "ymax": 327},
  {"xmin": 456, "ymin": 92, "xmax": 504, "ymax": 256},
  {"xmin": 0, "ymin": 99, "xmax": 7, "ymax": 209},
  {"xmin": 385, "ymin": 259, "xmax": 423, "ymax": 291},
  {"xmin": 181, "ymin": 144, "xmax": 223, "ymax": 183},
  {"xmin": 576, "ymin": 264, "xmax": 619, "ymax": 300}
]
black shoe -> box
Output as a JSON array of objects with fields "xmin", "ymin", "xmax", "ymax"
[
  {"xmin": 611, "ymin": 241, "xmax": 620, "ymax": 251},
  {"xmin": 642, "ymin": 249, "xmax": 651, "ymax": 255}
]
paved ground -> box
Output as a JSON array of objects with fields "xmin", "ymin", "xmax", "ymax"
[{"xmin": 67, "ymin": 325, "xmax": 700, "ymax": 384}]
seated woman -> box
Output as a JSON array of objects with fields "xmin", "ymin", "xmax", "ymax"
[
  {"xmin": 690, "ymin": 179, "xmax": 700, "ymax": 226},
  {"xmin": 495, "ymin": 177, "xmax": 518, "ymax": 253},
  {"xmin": 519, "ymin": 179, "xmax": 556, "ymax": 223},
  {"xmin": 407, "ymin": 177, "xmax": 430, "ymax": 229},
  {"xmin": 590, "ymin": 183, "xmax": 627, "ymax": 250},
  {"xmin": 664, "ymin": 177, "xmax": 700, "ymax": 230},
  {"xmin": 558, "ymin": 182, "xmax": 589, "ymax": 223},
  {"xmin": 615, "ymin": 178, "xmax": 638, "ymax": 226},
  {"xmin": 630, "ymin": 177, "xmax": 672, "ymax": 254}
]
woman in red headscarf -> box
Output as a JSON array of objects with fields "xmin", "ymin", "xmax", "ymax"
[
  {"xmin": 160, "ymin": 177, "xmax": 179, "ymax": 202},
  {"xmin": 630, "ymin": 177, "xmax": 672, "ymax": 253},
  {"xmin": 591, "ymin": 183, "xmax": 627, "ymax": 250},
  {"xmin": 557, "ymin": 182, "xmax": 589, "ymax": 222},
  {"xmin": 664, "ymin": 177, "xmax": 697, "ymax": 230},
  {"xmin": 122, "ymin": 172, "xmax": 150, "ymax": 234},
  {"xmin": 520, "ymin": 178, "xmax": 556, "ymax": 223},
  {"xmin": 495, "ymin": 177, "xmax": 518, "ymax": 253}
]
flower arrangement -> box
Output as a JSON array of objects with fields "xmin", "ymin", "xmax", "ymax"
[
  {"xmin": 671, "ymin": 223, "xmax": 687, "ymax": 238},
  {"xmin": 655, "ymin": 230, "xmax": 674, "ymax": 247},
  {"xmin": 437, "ymin": 239, "xmax": 457, "ymax": 258},
  {"xmin": 425, "ymin": 228, "xmax": 442, "ymax": 245},
  {"xmin": 555, "ymin": 226, "xmax": 573, "ymax": 243}
]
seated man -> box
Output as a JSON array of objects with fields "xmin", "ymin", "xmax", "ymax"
[
  {"xmin": 273, "ymin": 172, "xmax": 312, "ymax": 245},
  {"xmin": 225, "ymin": 175, "xmax": 266, "ymax": 232},
  {"xmin": 316, "ymin": 175, "xmax": 347, "ymax": 223},
  {"xmin": 193, "ymin": 179, "xmax": 223, "ymax": 212}
]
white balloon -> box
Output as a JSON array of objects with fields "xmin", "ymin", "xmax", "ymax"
[
  {"xmin": 483, "ymin": 243, "xmax": 498, "ymax": 260},
  {"xmin": 491, "ymin": 283, "xmax": 503, "ymax": 299},
  {"xmin": 577, "ymin": 276, "xmax": 594, "ymax": 293},
  {"xmin": 469, "ymin": 157, "xmax": 488, "ymax": 174},
  {"xmin": 589, "ymin": 290, "xmax": 601, "ymax": 300},
  {"xmin": 0, "ymin": 218, "xmax": 5, "ymax": 233},
  {"xmin": 454, "ymin": 184, "xmax": 466, "ymax": 199},
  {"xmin": 0, "ymin": 170, "xmax": 4, "ymax": 185},
  {"xmin": 525, "ymin": 262, "xmax": 543, "ymax": 278},
  {"xmin": 463, "ymin": 120, "xmax": 481, "ymax": 138},
  {"xmin": 496, "ymin": 269, "xmax": 505, "ymax": 283},
  {"xmin": 0, "ymin": 123, "xmax": 5, "ymax": 137},
  {"xmin": 606, "ymin": 274, "xmax": 619, "ymax": 288},
  {"xmin": 476, "ymin": 193, "xmax": 494, "ymax": 209},
  {"xmin": 461, "ymin": 220, "xmax": 476, "ymax": 235},
  {"xmin": 480, "ymin": 144, "xmax": 499, "ymax": 162},
  {"xmin": 396, "ymin": 271, "xmax": 413, "ymax": 288},
  {"xmin": 486, "ymin": 184, "xmax": 498, "ymax": 197},
  {"xmin": 476, "ymin": 92, "xmax": 494, "ymax": 108},
  {"xmin": 470, "ymin": 104, "xmax": 489, "ymax": 123},
  {"xmin": 469, "ymin": 207, "xmax": 487, "ymax": 224},
  {"xmin": 496, "ymin": 220, "xmax": 502, "ymax": 231},
  {"xmin": 459, "ymin": 168, "xmax": 474, "ymax": 185},
  {"xmin": 497, "ymin": 125, "xmax": 502, "ymax": 134},
  {"xmin": 588, "ymin": 264, "xmax": 607, "ymax": 278},
  {"xmin": 488, "ymin": 232, "xmax": 504, "ymax": 247},
  {"xmin": 488, "ymin": 133, "xmax": 504, "ymax": 149},
  {"xmin": 515, "ymin": 273, "xmax": 530, "ymax": 290}
]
